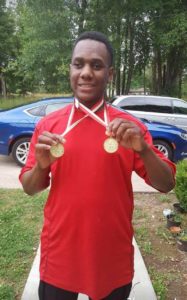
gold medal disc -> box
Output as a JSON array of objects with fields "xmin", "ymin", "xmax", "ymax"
[
  {"xmin": 50, "ymin": 143, "xmax": 64, "ymax": 158},
  {"xmin": 103, "ymin": 137, "xmax": 118, "ymax": 153}
]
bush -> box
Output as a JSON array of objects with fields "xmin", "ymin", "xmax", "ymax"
[{"xmin": 175, "ymin": 160, "xmax": 187, "ymax": 212}]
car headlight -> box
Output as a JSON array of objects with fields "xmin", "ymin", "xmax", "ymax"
[{"xmin": 181, "ymin": 133, "xmax": 187, "ymax": 140}]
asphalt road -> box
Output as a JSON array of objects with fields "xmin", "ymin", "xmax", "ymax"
[{"xmin": 0, "ymin": 154, "xmax": 157, "ymax": 191}]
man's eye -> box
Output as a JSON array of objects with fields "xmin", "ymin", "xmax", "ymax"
[
  {"xmin": 93, "ymin": 63, "xmax": 102, "ymax": 70},
  {"xmin": 73, "ymin": 63, "xmax": 82, "ymax": 68}
]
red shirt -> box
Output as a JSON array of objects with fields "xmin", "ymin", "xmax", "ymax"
[{"xmin": 20, "ymin": 104, "xmax": 175, "ymax": 299}]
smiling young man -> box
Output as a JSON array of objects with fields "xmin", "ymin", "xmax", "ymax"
[{"xmin": 19, "ymin": 31, "xmax": 175, "ymax": 300}]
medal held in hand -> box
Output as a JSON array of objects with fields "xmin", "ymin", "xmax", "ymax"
[
  {"xmin": 103, "ymin": 136, "xmax": 119, "ymax": 153},
  {"xmin": 50, "ymin": 99, "xmax": 105, "ymax": 158},
  {"xmin": 50, "ymin": 143, "xmax": 64, "ymax": 158}
]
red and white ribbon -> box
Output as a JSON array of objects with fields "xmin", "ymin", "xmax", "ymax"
[
  {"xmin": 74, "ymin": 98, "xmax": 110, "ymax": 131},
  {"xmin": 61, "ymin": 98, "xmax": 104, "ymax": 138}
]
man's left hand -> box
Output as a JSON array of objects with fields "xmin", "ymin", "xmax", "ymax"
[{"xmin": 108, "ymin": 118, "xmax": 148, "ymax": 153}]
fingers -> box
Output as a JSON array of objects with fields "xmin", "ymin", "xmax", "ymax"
[
  {"xmin": 37, "ymin": 131, "xmax": 66, "ymax": 146},
  {"xmin": 108, "ymin": 119, "xmax": 141, "ymax": 143}
]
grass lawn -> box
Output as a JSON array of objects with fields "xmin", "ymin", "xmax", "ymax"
[
  {"xmin": 0, "ymin": 189, "xmax": 48, "ymax": 300},
  {"xmin": 0, "ymin": 94, "xmax": 72, "ymax": 110}
]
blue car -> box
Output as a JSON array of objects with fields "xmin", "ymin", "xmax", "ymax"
[
  {"xmin": 0, "ymin": 97, "xmax": 73, "ymax": 166},
  {"xmin": 0, "ymin": 97, "xmax": 186, "ymax": 166},
  {"xmin": 141, "ymin": 118, "xmax": 187, "ymax": 162}
]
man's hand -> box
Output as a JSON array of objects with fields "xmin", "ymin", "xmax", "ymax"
[
  {"xmin": 108, "ymin": 118, "xmax": 148, "ymax": 152},
  {"xmin": 21, "ymin": 131, "xmax": 66, "ymax": 195},
  {"xmin": 35, "ymin": 131, "xmax": 65, "ymax": 169}
]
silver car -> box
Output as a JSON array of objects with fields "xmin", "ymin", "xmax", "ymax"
[{"xmin": 112, "ymin": 95, "xmax": 187, "ymax": 130}]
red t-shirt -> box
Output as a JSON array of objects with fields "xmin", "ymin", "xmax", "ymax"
[{"xmin": 20, "ymin": 104, "xmax": 175, "ymax": 299}]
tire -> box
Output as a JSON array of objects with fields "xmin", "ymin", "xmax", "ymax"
[
  {"xmin": 12, "ymin": 137, "xmax": 31, "ymax": 167},
  {"xmin": 153, "ymin": 139, "xmax": 173, "ymax": 160}
]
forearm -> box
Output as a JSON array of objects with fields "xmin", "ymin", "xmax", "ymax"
[
  {"xmin": 21, "ymin": 163, "xmax": 50, "ymax": 195},
  {"xmin": 138, "ymin": 145, "xmax": 175, "ymax": 192}
]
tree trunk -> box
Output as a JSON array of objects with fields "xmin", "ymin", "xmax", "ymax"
[
  {"xmin": 115, "ymin": 19, "xmax": 121, "ymax": 95},
  {"xmin": 156, "ymin": 47, "xmax": 162, "ymax": 95},
  {"xmin": 164, "ymin": 47, "xmax": 181, "ymax": 96},
  {"xmin": 121, "ymin": 21, "xmax": 128, "ymax": 95},
  {"xmin": 178, "ymin": 68, "xmax": 183, "ymax": 99},
  {"xmin": 0, "ymin": 74, "xmax": 7, "ymax": 98},
  {"xmin": 143, "ymin": 65, "xmax": 146, "ymax": 94},
  {"xmin": 151, "ymin": 53, "xmax": 157, "ymax": 94},
  {"xmin": 77, "ymin": 0, "xmax": 88, "ymax": 34},
  {"xmin": 125, "ymin": 19, "xmax": 135, "ymax": 94}
]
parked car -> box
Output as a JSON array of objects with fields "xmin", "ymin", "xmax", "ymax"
[
  {"xmin": 0, "ymin": 97, "xmax": 186, "ymax": 166},
  {"xmin": 141, "ymin": 118, "xmax": 187, "ymax": 162},
  {"xmin": 112, "ymin": 95, "xmax": 187, "ymax": 130},
  {"xmin": 0, "ymin": 97, "xmax": 73, "ymax": 166}
]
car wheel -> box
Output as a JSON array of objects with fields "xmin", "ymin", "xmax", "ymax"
[
  {"xmin": 12, "ymin": 137, "xmax": 31, "ymax": 167},
  {"xmin": 153, "ymin": 139, "xmax": 173, "ymax": 160}
]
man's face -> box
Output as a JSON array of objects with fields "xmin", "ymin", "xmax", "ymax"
[{"xmin": 70, "ymin": 39, "xmax": 113, "ymax": 107}]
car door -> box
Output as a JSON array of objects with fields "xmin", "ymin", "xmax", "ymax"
[
  {"xmin": 115, "ymin": 96, "xmax": 147, "ymax": 119},
  {"xmin": 172, "ymin": 99, "xmax": 187, "ymax": 130},
  {"xmin": 143, "ymin": 97, "xmax": 174, "ymax": 125}
]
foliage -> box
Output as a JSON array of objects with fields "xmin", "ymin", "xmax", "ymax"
[
  {"xmin": 178, "ymin": 230, "xmax": 187, "ymax": 242},
  {"xmin": 175, "ymin": 160, "xmax": 187, "ymax": 212},
  {"xmin": 0, "ymin": 1, "xmax": 17, "ymax": 96},
  {"xmin": 167, "ymin": 213, "xmax": 182, "ymax": 223},
  {"xmin": 1, "ymin": 0, "xmax": 187, "ymax": 97}
]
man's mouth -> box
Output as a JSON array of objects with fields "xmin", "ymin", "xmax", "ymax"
[{"xmin": 78, "ymin": 84, "xmax": 95, "ymax": 88}]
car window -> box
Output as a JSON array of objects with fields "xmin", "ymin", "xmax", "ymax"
[
  {"xmin": 45, "ymin": 102, "xmax": 70, "ymax": 115},
  {"xmin": 118, "ymin": 97, "xmax": 146, "ymax": 111},
  {"xmin": 26, "ymin": 105, "xmax": 46, "ymax": 117},
  {"xmin": 173, "ymin": 100, "xmax": 187, "ymax": 114},
  {"xmin": 144, "ymin": 97, "xmax": 172, "ymax": 113}
]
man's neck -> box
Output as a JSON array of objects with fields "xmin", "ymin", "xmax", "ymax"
[{"xmin": 78, "ymin": 98, "xmax": 104, "ymax": 109}]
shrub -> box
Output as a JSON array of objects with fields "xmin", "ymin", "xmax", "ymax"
[
  {"xmin": 175, "ymin": 160, "xmax": 187, "ymax": 212},
  {"xmin": 178, "ymin": 230, "xmax": 187, "ymax": 242}
]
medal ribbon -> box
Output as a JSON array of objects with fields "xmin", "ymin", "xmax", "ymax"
[
  {"xmin": 61, "ymin": 99, "xmax": 104, "ymax": 138},
  {"xmin": 74, "ymin": 98, "xmax": 110, "ymax": 132}
]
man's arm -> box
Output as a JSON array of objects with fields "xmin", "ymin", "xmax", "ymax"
[
  {"xmin": 21, "ymin": 131, "xmax": 64, "ymax": 195},
  {"xmin": 21, "ymin": 163, "xmax": 50, "ymax": 195},
  {"xmin": 108, "ymin": 118, "xmax": 175, "ymax": 193},
  {"xmin": 137, "ymin": 144, "xmax": 175, "ymax": 192}
]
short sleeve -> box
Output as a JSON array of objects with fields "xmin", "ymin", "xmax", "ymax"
[
  {"xmin": 19, "ymin": 122, "xmax": 50, "ymax": 184},
  {"xmin": 133, "ymin": 128, "xmax": 176, "ymax": 190}
]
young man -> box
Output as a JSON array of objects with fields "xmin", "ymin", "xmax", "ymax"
[{"xmin": 20, "ymin": 31, "xmax": 175, "ymax": 300}]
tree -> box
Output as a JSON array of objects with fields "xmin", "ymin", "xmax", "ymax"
[
  {"xmin": 149, "ymin": 0, "xmax": 187, "ymax": 96},
  {"xmin": 15, "ymin": 0, "xmax": 74, "ymax": 93},
  {"xmin": 0, "ymin": 0, "xmax": 15, "ymax": 96}
]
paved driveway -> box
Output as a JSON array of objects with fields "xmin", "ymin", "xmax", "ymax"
[
  {"xmin": 0, "ymin": 155, "xmax": 22, "ymax": 188},
  {"xmin": 0, "ymin": 155, "xmax": 157, "ymax": 192}
]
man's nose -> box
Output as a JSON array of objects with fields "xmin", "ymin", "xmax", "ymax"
[{"xmin": 80, "ymin": 64, "xmax": 93, "ymax": 79}]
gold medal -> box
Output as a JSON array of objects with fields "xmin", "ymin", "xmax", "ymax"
[
  {"xmin": 103, "ymin": 137, "xmax": 118, "ymax": 153},
  {"xmin": 50, "ymin": 143, "xmax": 64, "ymax": 158}
]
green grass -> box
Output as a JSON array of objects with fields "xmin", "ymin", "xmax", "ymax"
[
  {"xmin": 148, "ymin": 267, "xmax": 181, "ymax": 300},
  {"xmin": 159, "ymin": 195, "xmax": 172, "ymax": 203},
  {"xmin": 0, "ymin": 93, "xmax": 71, "ymax": 109},
  {"xmin": 133, "ymin": 207, "xmax": 148, "ymax": 220},
  {"xmin": 148, "ymin": 267, "xmax": 168, "ymax": 300},
  {"xmin": 0, "ymin": 189, "xmax": 48, "ymax": 300}
]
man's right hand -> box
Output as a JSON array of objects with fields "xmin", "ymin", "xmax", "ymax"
[{"xmin": 35, "ymin": 131, "xmax": 65, "ymax": 169}]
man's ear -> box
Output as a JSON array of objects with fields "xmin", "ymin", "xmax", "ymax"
[{"xmin": 108, "ymin": 67, "xmax": 114, "ymax": 83}]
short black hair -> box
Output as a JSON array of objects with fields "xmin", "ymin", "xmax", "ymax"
[{"xmin": 73, "ymin": 31, "xmax": 114, "ymax": 66}]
